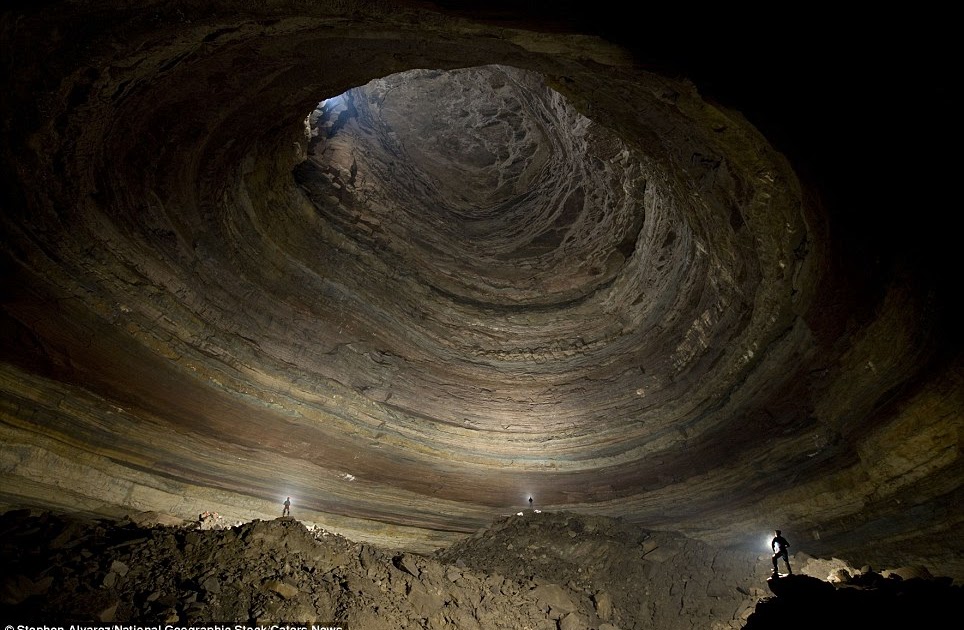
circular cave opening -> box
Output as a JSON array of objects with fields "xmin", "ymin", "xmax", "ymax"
[{"xmin": 295, "ymin": 64, "xmax": 652, "ymax": 306}]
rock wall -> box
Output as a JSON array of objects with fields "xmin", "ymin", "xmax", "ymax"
[{"xmin": 1, "ymin": 0, "xmax": 960, "ymax": 584}]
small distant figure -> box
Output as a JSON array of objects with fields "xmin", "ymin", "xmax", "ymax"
[
  {"xmin": 528, "ymin": 496, "xmax": 533, "ymax": 508},
  {"xmin": 771, "ymin": 529, "xmax": 792, "ymax": 576},
  {"xmin": 282, "ymin": 497, "xmax": 291, "ymax": 517}
]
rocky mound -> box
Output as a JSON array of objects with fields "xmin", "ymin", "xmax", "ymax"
[
  {"xmin": 0, "ymin": 509, "xmax": 766, "ymax": 629},
  {"xmin": 1, "ymin": 508, "xmax": 958, "ymax": 629},
  {"xmin": 435, "ymin": 510, "xmax": 769, "ymax": 629},
  {"xmin": 1, "ymin": 509, "xmax": 586, "ymax": 628}
]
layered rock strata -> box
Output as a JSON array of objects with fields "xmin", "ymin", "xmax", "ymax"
[{"xmin": 0, "ymin": 1, "xmax": 960, "ymax": 580}]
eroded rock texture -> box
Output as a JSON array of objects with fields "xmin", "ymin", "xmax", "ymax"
[
  {"xmin": 1, "ymin": 0, "xmax": 960, "ymax": 583},
  {"xmin": 0, "ymin": 510, "xmax": 775, "ymax": 628},
  {"xmin": 3, "ymin": 510, "xmax": 957, "ymax": 628}
]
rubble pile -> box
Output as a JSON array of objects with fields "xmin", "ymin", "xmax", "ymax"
[
  {"xmin": 0, "ymin": 509, "xmax": 957, "ymax": 629},
  {"xmin": 435, "ymin": 511, "xmax": 768, "ymax": 629},
  {"xmin": 0, "ymin": 509, "xmax": 764, "ymax": 628}
]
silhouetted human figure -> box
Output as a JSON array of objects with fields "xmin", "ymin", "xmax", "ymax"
[
  {"xmin": 282, "ymin": 497, "xmax": 291, "ymax": 517},
  {"xmin": 771, "ymin": 529, "xmax": 792, "ymax": 575},
  {"xmin": 528, "ymin": 496, "xmax": 533, "ymax": 508}
]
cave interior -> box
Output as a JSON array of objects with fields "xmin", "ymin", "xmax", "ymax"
[{"xmin": 0, "ymin": 0, "xmax": 961, "ymax": 584}]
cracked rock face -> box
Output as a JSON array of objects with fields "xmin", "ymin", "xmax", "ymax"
[{"xmin": 0, "ymin": 1, "xmax": 960, "ymax": 581}]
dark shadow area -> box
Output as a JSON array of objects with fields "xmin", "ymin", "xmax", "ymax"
[{"xmin": 744, "ymin": 571, "xmax": 962, "ymax": 629}]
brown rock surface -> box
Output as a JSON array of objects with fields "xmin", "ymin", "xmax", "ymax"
[
  {"xmin": 0, "ymin": 0, "xmax": 960, "ymax": 587},
  {"xmin": 3, "ymin": 510, "xmax": 955, "ymax": 628},
  {"xmin": 0, "ymin": 510, "xmax": 770, "ymax": 628}
]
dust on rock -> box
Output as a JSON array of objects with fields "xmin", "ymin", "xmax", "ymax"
[
  {"xmin": 1, "ymin": 509, "xmax": 957, "ymax": 629},
  {"xmin": 0, "ymin": 509, "xmax": 764, "ymax": 628}
]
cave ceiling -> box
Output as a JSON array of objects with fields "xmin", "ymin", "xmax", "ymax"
[{"xmin": 0, "ymin": 2, "xmax": 960, "ymax": 578}]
